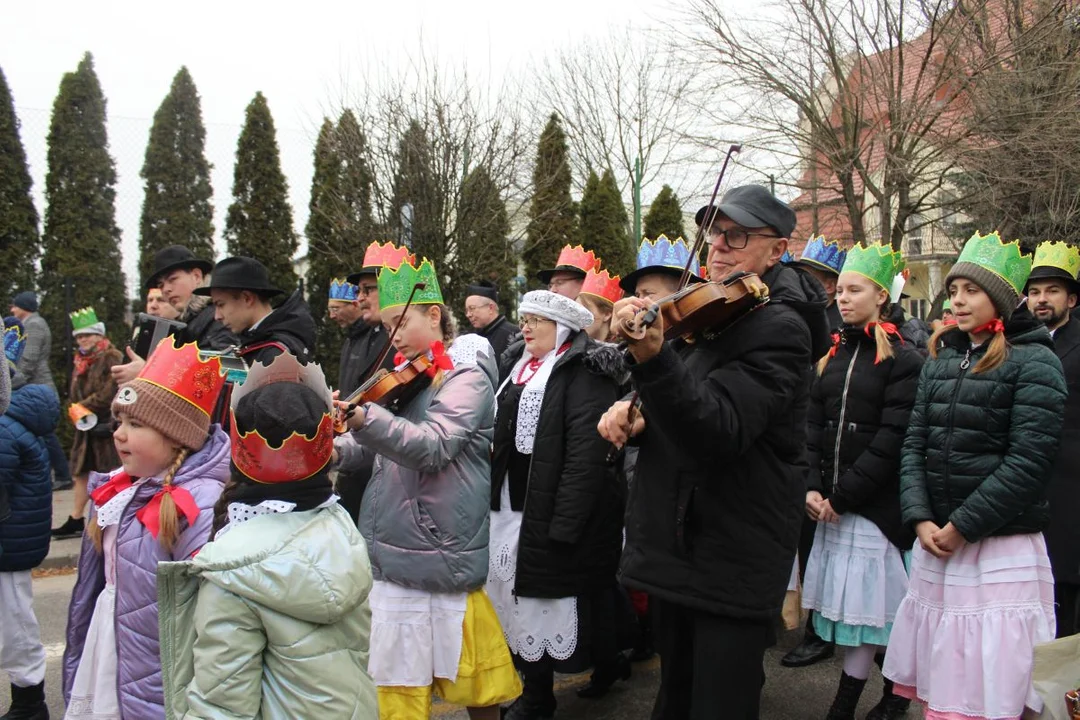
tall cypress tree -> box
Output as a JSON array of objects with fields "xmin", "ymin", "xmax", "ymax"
[
  {"xmin": 224, "ymin": 92, "xmax": 298, "ymax": 292},
  {"xmin": 579, "ymin": 168, "xmax": 634, "ymax": 276},
  {"xmin": 524, "ymin": 113, "xmax": 577, "ymax": 288},
  {"xmin": 306, "ymin": 119, "xmax": 345, "ymax": 383},
  {"xmin": 0, "ymin": 65, "xmax": 39, "ymax": 303},
  {"xmin": 644, "ymin": 184, "xmax": 686, "ymax": 241},
  {"xmin": 390, "ymin": 119, "xmax": 444, "ymax": 266},
  {"xmin": 138, "ymin": 66, "xmax": 214, "ymax": 289},
  {"xmin": 39, "ymin": 52, "xmax": 127, "ymax": 379},
  {"xmin": 335, "ymin": 109, "xmax": 375, "ymax": 245},
  {"xmin": 454, "ymin": 165, "xmax": 514, "ymax": 320}
]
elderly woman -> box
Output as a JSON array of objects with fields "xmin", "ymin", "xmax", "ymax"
[
  {"xmin": 52, "ymin": 309, "xmax": 122, "ymax": 540},
  {"xmin": 487, "ymin": 290, "xmax": 626, "ymax": 720}
]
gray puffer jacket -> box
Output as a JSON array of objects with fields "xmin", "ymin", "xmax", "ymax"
[{"xmin": 338, "ymin": 334, "xmax": 497, "ymax": 594}]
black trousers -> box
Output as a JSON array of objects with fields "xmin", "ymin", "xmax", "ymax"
[
  {"xmin": 1056, "ymin": 582, "xmax": 1080, "ymax": 638},
  {"xmin": 650, "ymin": 597, "xmax": 773, "ymax": 720}
]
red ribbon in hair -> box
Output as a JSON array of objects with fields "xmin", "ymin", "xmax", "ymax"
[
  {"xmin": 135, "ymin": 485, "xmax": 200, "ymax": 539},
  {"xmin": 426, "ymin": 341, "xmax": 454, "ymax": 377},
  {"xmin": 828, "ymin": 332, "xmax": 841, "ymax": 358},
  {"xmin": 865, "ymin": 321, "xmax": 904, "ymax": 342},
  {"xmin": 90, "ymin": 472, "xmax": 133, "ymax": 506},
  {"xmin": 972, "ymin": 318, "xmax": 1005, "ymax": 335}
]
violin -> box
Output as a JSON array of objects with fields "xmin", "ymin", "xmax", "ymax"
[{"xmin": 620, "ymin": 272, "xmax": 770, "ymax": 341}]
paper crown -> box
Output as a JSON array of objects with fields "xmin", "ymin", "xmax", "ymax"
[
  {"xmin": 4, "ymin": 318, "xmax": 26, "ymax": 365},
  {"xmin": 230, "ymin": 352, "xmax": 335, "ymax": 484},
  {"xmin": 329, "ymin": 278, "xmax": 360, "ymax": 302},
  {"xmin": 363, "ymin": 241, "xmax": 416, "ymax": 271},
  {"xmin": 955, "ymin": 231, "xmax": 1033, "ymax": 296},
  {"xmin": 800, "ymin": 236, "xmax": 848, "ymax": 275},
  {"xmin": 378, "ymin": 258, "xmax": 445, "ymax": 311},
  {"xmin": 70, "ymin": 307, "xmax": 99, "ymax": 331},
  {"xmin": 890, "ymin": 268, "xmax": 911, "ymax": 303},
  {"xmin": 1031, "ymin": 241, "xmax": 1080, "ymax": 278},
  {"xmin": 554, "ymin": 245, "xmax": 602, "ymax": 274},
  {"xmin": 147, "ymin": 287, "xmax": 163, "ymax": 299},
  {"xmin": 780, "ymin": 250, "xmax": 796, "ymax": 264},
  {"xmin": 636, "ymin": 236, "xmax": 702, "ymax": 276},
  {"xmin": 842, "ymin": 243, "xmax": 906, "ymax": 292},
  {"xmin": 579, "ymin": 269, "xmax": 624, "ymax": 305},
  {"xmin": 137, "ymin": 338, "xmax": 228, "ymax": 418}
]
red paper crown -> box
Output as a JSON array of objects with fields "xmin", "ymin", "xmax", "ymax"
[
  {"xmin": 137, "ymin": 338, "xmax": 227, "ymax": 418},
  {"xmin": 363, "ymin": 241, "xmax": 416, "ymax": 270},
  {"xmin": 555, "ymin": 245, "xmax": 602, "ymax": 273},
  {"xmin": 229, "ymin": 352, "xmax": 335, "ymax": 484},
  {"xmin": 579, "ymin": 269, "xmax": 624, "ymax": 304}
]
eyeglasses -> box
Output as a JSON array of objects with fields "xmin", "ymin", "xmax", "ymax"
[
  {"xmin": 519, "ymin": 316, "xmax": 555, "ymax": 330},
  {"xmin": 465, "ymin": 303, "xmax": 493, "ymax": 314},
  {"xmin": 706, "ymin": 226, "xmax": 778, "ymax": 249},
  {"xmin": 358, "ymin": 284, "xmax": 379, "ymax": 296}
]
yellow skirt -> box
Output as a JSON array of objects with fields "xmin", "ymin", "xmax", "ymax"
[{"xmin": 377, "ymin": 588, "xmax": 523, "ymax": 719}]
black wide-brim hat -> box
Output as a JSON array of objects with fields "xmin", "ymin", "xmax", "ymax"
[
  {"xmin": 193, "ymin": 256, "xmax": 284, "ymax": 297},
  {"xmin": 536, "ymin": 266, "xmax": 587, "ymax": 284},
  {"xmin": 146, "ymin": 245, "xmax": 214, "ymax": 291},
  {"xmin": 1025, "ymin": 265, "xmax": 1080, "ymax": 293},
  {"xmin": 619, "ymin": 266, "xmax": 705, "ymax": 294}
]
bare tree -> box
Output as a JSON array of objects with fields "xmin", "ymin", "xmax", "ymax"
[{"xmin": 683, "ymin": 0, "xmax": 1069, "ymax": 250}]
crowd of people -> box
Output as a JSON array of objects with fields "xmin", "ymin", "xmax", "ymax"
[{"xmin": 0, "ymin": 182, "xmax": 1078, "ymax": 720}]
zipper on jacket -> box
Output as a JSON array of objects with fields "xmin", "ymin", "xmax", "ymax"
[
  {"xmin": 832, "ymin": 341, "xmax": 861, "ymax": 493},
  {"xmin": 942, "ymin": 347, "xmax": 973, "ymax": 511}
]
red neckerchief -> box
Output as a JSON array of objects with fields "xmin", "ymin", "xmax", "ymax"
[
  {"xmin": 516, "ymin": 342, "xmax": 572, "ymax": 385},
  {"xmin": 90, "ymin": 471, "xmax": 133, "ymax": 506},
  {"xmin": 393, "ymin": 341, "xmax": 457, "ymax": 378},
  {"xmin": 972, "ymin": 318, "xmax": 1005, "ymax": 335},
  {"xmin": 136, "ymin": 484, "xmax": 200, "ymax": 540},
  {"xmin": 865, "ymin": 321, "xmax": 904, "ymax": 365},
  {"xmin": 74, "ymin": 339, "xmax": 111, "ymax": 376}
]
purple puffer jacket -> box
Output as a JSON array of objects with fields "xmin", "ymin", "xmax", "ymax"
[{"xmin": 62, "ymin": 426, "xmax": 230, "ymax": 719}]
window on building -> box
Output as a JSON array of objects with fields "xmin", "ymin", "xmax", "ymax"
[
  {"xmin": 906, "ymin": 214, "xmax": 926, "ymax": 256},
  {"xmin": 904, "ymin": 298, "xmax": 929, "ymax": 320}
]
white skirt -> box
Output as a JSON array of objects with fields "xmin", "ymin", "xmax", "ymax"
[
  {"xmin": 486, "ymin": 482, "xmax": 578, "ymax": 663},
  {"xmin": 802, "ymin": 513, "xmax": 909, "ymax": 628},
  {"xmin": 65, "ymin": 585, "xmax": 119, "ymax": 720},
  {"xmin": 368, "ymin": 580, "xmax": 468, "ymax": 687}
]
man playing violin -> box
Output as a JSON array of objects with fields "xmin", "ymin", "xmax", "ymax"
[{"xmin": 598, "ymin": 184, "xmax": 832, "ymax": 719}]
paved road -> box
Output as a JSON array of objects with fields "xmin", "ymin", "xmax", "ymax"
[{"xmin": 4, "ymin": 570, "xmax": 926, "ymax": 719}]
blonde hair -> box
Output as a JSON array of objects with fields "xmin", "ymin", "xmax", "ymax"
[
  {"xmin": 928, "ymin": 323, "xmax": 1009, "ymax": 373},
  {"xmin": 88, "ymin": 448, "xmax": 191, "ymax": 553},
  {"xmin": 817, "ymin": 308, "xmax": 896, "ymax": 375}
]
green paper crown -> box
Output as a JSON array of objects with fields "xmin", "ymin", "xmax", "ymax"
[
  {"xmin": 841, "ymin": 243, "xmax": 906, "ymax": 291},
  {"xmin": 956, "ymin": 231, "xmax": 1032, "ymax": 295},
  {"xmin": 378, "ymin": 258, "xmax": 444, "ymax": 311},
  {"xmin": 1032, "ymin": 241, "xmax": 1080, "ymax": 277},
  {"xmin": 70, "ymin": 307, "xmax": 99, "ymax": 331}
]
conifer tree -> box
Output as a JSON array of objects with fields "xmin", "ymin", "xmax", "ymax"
[
  {"xmin": 38, "ymin": 52, "xmax": 127, "ymax": 379},
  {"xmin": 389, "ymin": 119, "xmax": 444, "ymax": 266},
  {"xmin": 224, "ymin": 92, "xmax": 298, "ymax": 291},
  {"xmin": 0, "ymin": 65, "xmax": 39, "ymax": 302},
  {"xmin": 644, "ymin": 184, "xmax": 686, "ymax": 241},
  {"xmin": 305, "ymin": 119, "xmax": 345, "ymax": 383},
  {"xmin": 524, "ymin": 114, "xmax": 577, "ymax": 288},
  {"xmin": 579, "ymin": 168, "xmax": 634, "ymax": 276},
  {"xmin": 454, "ymin": 165, "xmax": 514, "ymax": 320},
  {"xmin": 138, "ymin": 66, "xmax": 214, "ymax": 289}
]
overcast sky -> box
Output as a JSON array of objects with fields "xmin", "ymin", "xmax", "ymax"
[{"xmin": 2, "ymin": 0, "xmax": 719, "ymax": 294}]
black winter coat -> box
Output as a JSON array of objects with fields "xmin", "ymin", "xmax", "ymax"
[
  {"xmin": 237, "ymin": 290, "xmax": 317, "ymax": 366},
  {"xmin": 900, "ymin": 310, "xmax": 1067, "ymax": 542},
  {"xmin": 338, "ymin": 320, "xmax": 393, "ymax": 396},
  {"xmin": 620, "ymin": 263, "xmax": 832, "ymax": 619},
  {"xmin": 492, "ymin": 331, "xmax": 623, "ymax": 599},
  {"xmin": 887, "ymin": 304, "xmax": 932, "ymax": 356},
  {"xmin": 179, "ymin": 299, "xmax": 237, "ymax": 351},
  {"xmin": 477, "ymin": 315, "xmax": 516, "ymax": 361},
  {"xmin": 807, "ymin": 326, "xmax": 923, "ymax": 549},
  {"xmin": 1043, "ymin": 315, "xmax": 1080, "ymax": 584}
]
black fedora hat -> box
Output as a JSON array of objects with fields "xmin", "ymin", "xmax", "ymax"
[
  {"xmin": 146, "ymin": 245, "xmax": 214, "ymax": 291},
  {"xmin": 193, "ymin": 256, "xmax": 284, "ymax": 297}
]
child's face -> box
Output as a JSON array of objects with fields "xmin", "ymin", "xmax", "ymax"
[
  {"xmin": 113, "ymin": 412, "xmax": 179, "ymax": 478},
  {"xmin": 949, "ymin": 278, "xmax": 998, "ymax": 333}
]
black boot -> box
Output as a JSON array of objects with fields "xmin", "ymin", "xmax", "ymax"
[
  {"xmin": 1, "ymin": 682, "xmax": 49, "ymax": 720},
  {"xmin": 781, "ymin": 616, "xmax": 835, "ymax": 668},
  {"xmin": 503, "ymin": 662, "xmax": 556, "ymax": 720},
  {"xmin": 576, "ymin": 653, "xmax": 631, "ymax": 699},
  {"xmin": 825, "ymin": 672, "xmax": 867, "ymax": 720},
  {"xmin": 628, "ymin": 609, "xmax": 654, "ymax": 663},
  {"xmin": 51, "ymin": 515, "xmax": 84, "ymax": 539},
  {"xmin": 866, "ymin": 654, "xmax": 910, "ymax": 720}
]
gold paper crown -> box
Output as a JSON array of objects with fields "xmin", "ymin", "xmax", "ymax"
[{"xmin": 1032, "ymin": 241, "xmax": 1080, "ymax": 277}]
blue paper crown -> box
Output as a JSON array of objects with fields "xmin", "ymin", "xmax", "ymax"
[
  {"xmin": 637, "ymin": 235, "xmax": 701, "ymax": 275},
  {"xmin": 780, "ymin": 250, "xmax": 796, "ymax": 264},
  {"xmin": 328, "ymin": 278, "xmax": 360, "ymax": 302},
  {"xmin": 4, "ymin": 317, "xmax": 26, "ymax": 365},
  {"xmin": 800, "ymin": 236, "xmax": 847, "ymax": 275}
]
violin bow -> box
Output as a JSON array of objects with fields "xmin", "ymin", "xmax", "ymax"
[
  {"xmin": 343, "ymin": 281, "xmax": 427, "ymax": 406},
  {"xmin": 678, "ymin": 144, "xmax": 742, "ymax": 289}
]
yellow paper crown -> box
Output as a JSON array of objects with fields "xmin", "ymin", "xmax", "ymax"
[{"xmin": 1032, "ymin": 241, "xmax": 1080, "ymax": 277}]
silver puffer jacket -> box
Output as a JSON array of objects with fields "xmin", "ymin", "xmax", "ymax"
[{"xmin": 338, "ymin": 334, "xmax": 497, "ymax": 594}]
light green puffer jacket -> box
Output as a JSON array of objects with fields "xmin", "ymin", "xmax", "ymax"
[{"xmin": 157, "ymin": 503, "xmax": 377, "ymax": 719}]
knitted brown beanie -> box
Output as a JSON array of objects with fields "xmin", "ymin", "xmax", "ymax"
[
  {"xmin": 944, "ymin": 262, "xmax": 1021, "ymax": 321},
  {"xmin": 111, "ymin": 378, "xmax": 210, "ymax": 450}
]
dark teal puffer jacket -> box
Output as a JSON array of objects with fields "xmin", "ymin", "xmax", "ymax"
[{"xmin": 900, "ymin": 310, "xmax": 1067, "ymax": 542}]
